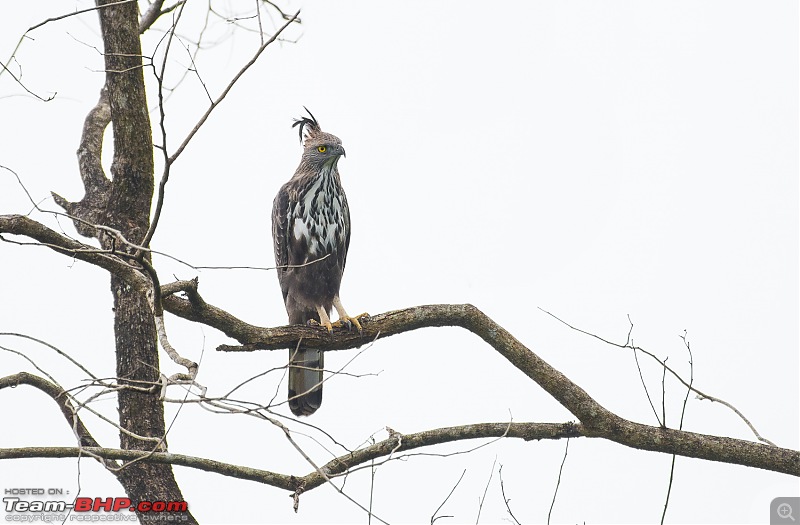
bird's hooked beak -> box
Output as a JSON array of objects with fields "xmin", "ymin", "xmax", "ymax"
[{"xmin": 339, "ymin": 145, "xmax": 347, "ymax": 158}]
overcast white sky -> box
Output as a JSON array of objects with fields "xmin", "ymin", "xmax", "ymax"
[{"xmin": 1, "ymin": 1, "xmax": 798, "ymax": 524}]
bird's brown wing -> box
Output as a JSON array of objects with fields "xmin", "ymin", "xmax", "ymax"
[
  {"xmin": 274, "ymin": 183, "xmax": 325, "ymax": 416},
  {"xmin": 339, "ymin": 189, "xmax": 351, "ymax": 273},
  {"xmin": 271, "ymin": 185, "xmax": 290, "ymax": 302}
]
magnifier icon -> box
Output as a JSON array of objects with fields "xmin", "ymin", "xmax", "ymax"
[{"xmin": 778, "ymin": 502, "xmax": 796, "ymax": 521}]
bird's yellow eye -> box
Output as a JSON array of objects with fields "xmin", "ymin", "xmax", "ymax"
[{"xmin": 317, "ymin": 145, "xmax": 327, "ymax": 153}]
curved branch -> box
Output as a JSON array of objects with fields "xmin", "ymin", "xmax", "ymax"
[
  {"xmin": 0, "ymin": 372, "xmax": 102, "ymax": 450},
  {"xmin": 0, "ymin": 214, "xmax": 150, "ymax": 292},
  {"xmin": 138, "ymin": 0, "xmax": 185, "ymax": 33},
  {"xmin": 159, "ymin": 285, "xmax": 800, "ymax": 477},
  {"xmin": 0, "ymin": 446, "xmax": 293, "ymax": 489},
  {"xmin": 0, "ymin": 422, "xmax": 580, "ymax": 492},
  {"xmin": 302, "ymin": 422, "xmax": 581, "ymax": 491},
  {"xmin": 162, "ymin": 278, "xmax": 266, "ymax": 341}
]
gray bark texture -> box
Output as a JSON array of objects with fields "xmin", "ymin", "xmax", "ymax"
[{"xmin": 53, "ymin": 1, "xmax": 195, "ymax": 522}]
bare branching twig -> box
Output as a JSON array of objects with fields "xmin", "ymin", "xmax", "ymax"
[
  {"xmin": 539, "ymin": 308, "xmax": 777, "ymax": 446},
  {"xmin": 431, "ymin": 469, "xmax": 467, "ymax": 524},
  {"xmin": 498, "ymin": 464, "xmax": 522, "ymax": 525},
  {"xmin": 661, "ymin": 332, "xmax": 697, "ymax": 524}
]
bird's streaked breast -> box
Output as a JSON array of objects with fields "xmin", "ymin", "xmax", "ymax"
[{"xmin": 290, "ymin": 165, "xmax": 346, "ymax": 258}]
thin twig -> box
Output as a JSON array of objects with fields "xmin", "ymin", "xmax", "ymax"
[
  {"xmin": 661, "ymin": 356, "xmax": 669, "ymax": 428},
  {"xmin": 0, "ymin": 332, "xmax": 99, "ymax": 380},
  {"xmin": 661, "ymin": 331, "xmax": 696, "ymax": 524},
  {"xmin": 141, "ymin": 1, "xmax": 187, "ymax": 249},
  {"xmin": 165, "ymin": 10, "xmax": 300, "ymax": 166},
  {"xmin": 431, "ymin": 469, "xmax": 467, "ymax": 524},
  {"xmin": 0, "ymin": 345, "xmax": 61, "ymax": 386},
  {"xmin": 498, "ymin": 464, "xmax": 522, "ymax": 525},
  {"xmin": 27, "ymin": 0, "xmax": 137, "ymax": 32},
  {"xmin": 547, "ymin": 437, "xmax": 570, "ymax": 525},
  {"xmin": 475, "ymin": 457, "xmax": 497, "ymax": 524},
  {"xmin": 633, "ymin": 343, "xmax": 663, "ymax": 427},
  {"xmin": 368, "ymin": 437, "xmax": 376, "ymax": 525},
  {"xmin": 694, "ymin": 392, "xmax": 776, "ymax": 446},
  {"xmin": 270, "ymin": 418, "xmax": 390, "ymax": 523},
  {"xmin": 0, "ymin": 1, "xmax": 137, "ymax": 102},
  {"xmin": 539, "ymin": 307, "xmax": 776, "ymax": 445},
  {"xmin": 190, "ymin": 253, "xmax": 332, "ymax": 271}
]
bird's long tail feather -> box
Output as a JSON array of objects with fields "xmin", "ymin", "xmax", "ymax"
[{"xmin": 288, "ymin": 348, "xmax": 323, "ymax": 416}]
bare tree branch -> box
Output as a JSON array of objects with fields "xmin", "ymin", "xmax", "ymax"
[
  {"xmin": 140, "ymin": 9, "xmax": 300, "ymax": 249},
  {"xmin": 0, "ymin": 445, "xmax": 292, "ymax": 488},
  {"xmin": 0, "ymin": 0, "xmax": 157, "ymax": 102},
  {"xmin": 540, "ymin": 308, "xmax": 778, "ymax": 446},
  {"xmin": 139, "ymin": 0, "xmax": 186, "ymax": 33},
  {"xmin": 2, "ymin": 252, "xmax": 792, "ymax": 477},
  {"xmin": 0, "ymin": 332, "xmax": 100, "ymax": 381},
  {"xmin": 164, "ymin": 9, "xmax": 299, "ymax": 167},
  {"xmin": 158, "ymin": 290, "xmax": 800, "ymax": 477},
  {"xmin": 0, "ymin": 55, "xmax": 56, "ymax": 102},
  {"xmin": 27, "ymin": 0, "xmax": 137, "ymax": 32},
  {"xmin": 0, "ymin": 373, "xmax": 104, "ymax": 453},
  {"xmin": 498, "ymin": 464, "xmax": 522, "ymax": 525},
  {"xmin": 0, "ymin": 214, "xmax": 150, "ymax": 291},
  {"xmin": 0, "ymin": 422, "xmax": 580, "ymax": 492}
]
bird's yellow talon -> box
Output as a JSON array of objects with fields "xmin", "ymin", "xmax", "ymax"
[
  {"xmin": 307, "ymin": 318, "xmax": 333, "ymax": 333},
  {"xmin": 331, "ymin": 313, "xmax": 368, "ymax": 333}
]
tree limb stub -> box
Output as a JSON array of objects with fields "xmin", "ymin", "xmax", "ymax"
[{"xmin": 52, "ymin": 86, "xmax": 112, "ymax": 239}]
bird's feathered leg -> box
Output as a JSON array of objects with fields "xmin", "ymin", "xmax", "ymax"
[
  {"xmin": 314, "ymin": 304, "xmax": 333, "ymax": 333},
  {"xmin": 331, "ymin": 295, "xmax": 367, "ymax": 333}
]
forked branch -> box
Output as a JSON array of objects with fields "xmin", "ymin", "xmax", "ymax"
[
  {"xmin": 0, "ymin": 234, "xmax": 795, "ymax": 478},
  {"xmin": 159, "ymin": 282, "xmax": 800, "ymax": 477}
]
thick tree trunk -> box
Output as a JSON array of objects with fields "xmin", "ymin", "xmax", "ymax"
[{"xmin": 93, "ymin": 1, "xmax": 194, "ymax": 522}]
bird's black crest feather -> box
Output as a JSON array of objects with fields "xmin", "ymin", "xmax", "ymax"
[{"xmin": 292, "ymin": 106, "xmax": 321, "ymax": 143}]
